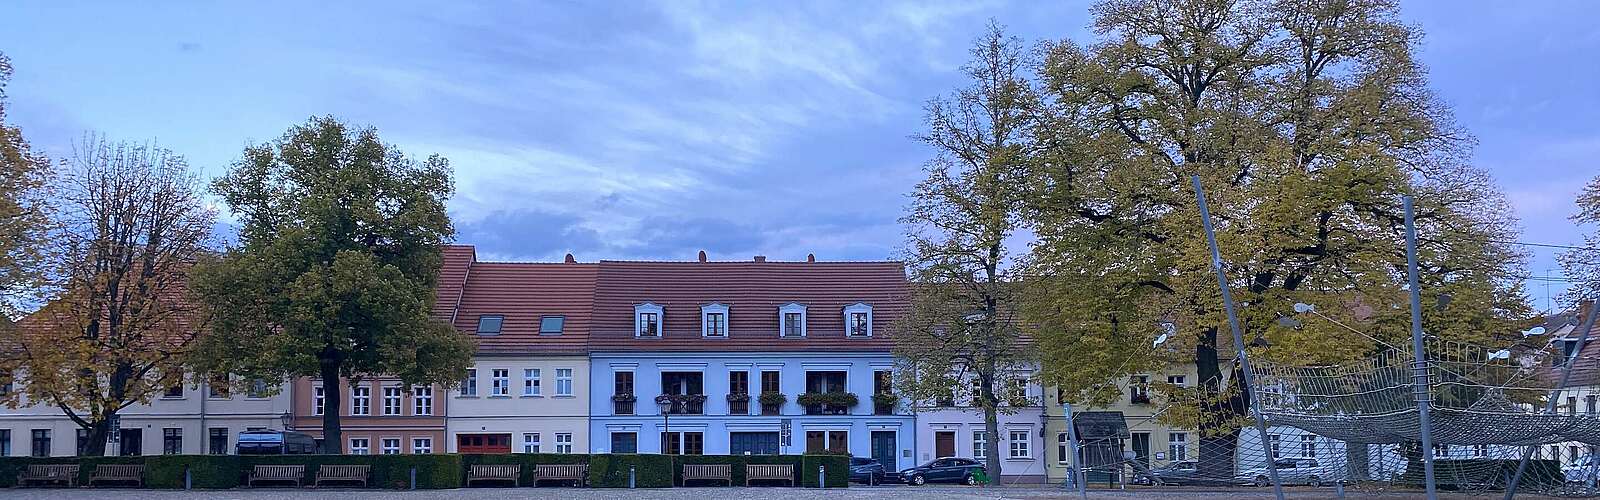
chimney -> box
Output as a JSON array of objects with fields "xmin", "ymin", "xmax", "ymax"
[
  {"xmin": 564, "ymin": 253, "xmax": 576, "ymax": 264},
  {"xmin": 806, "ymin": 253, "xmax": 815, "ymax": 263},
  {"xmin": 698, "ymin": 250, "xmax": 707, "ymax": 263},
  {"xmin": 753, "ymin": 255, "xmax": 766, "ymax": 263}
]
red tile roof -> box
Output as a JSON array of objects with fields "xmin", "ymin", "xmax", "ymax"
[
  {"xmin": 448, "ymin": 260, "xmax": 597, "ymax": 356},
  {"xmin": 432, "ymin": 245, "xmax": 476, "ymax": 323}
]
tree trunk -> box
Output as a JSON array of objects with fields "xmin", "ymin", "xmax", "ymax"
[
  {"xmin": 984, "ymin": 405, "xmax": 1002, "ymax": 486},
  {"xmin": 320, "ymin": 361, "xmax": 343, "ymax": 454},
  {"xmin": 79, "ymin": 417, "xmax": 112, "ymax": 456}
]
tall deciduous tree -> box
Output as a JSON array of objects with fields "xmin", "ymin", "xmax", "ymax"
[
  {"xmin": 1022, "ymin": 0, "xmax": 1527, "ymax": 477},
  {"xmin": 0, "ymin": 50, "xmax": 52, "ymax": 319},
  {"xmin": 192, "ymin": 116, "xmax": 473, "ymax": 454},
  {"xmin": 1559, "ymin": 175, "xmax": 1600, "ymax": 302},
  {"xmin": 896, "ymin": 24, "xmax": 1038, "ymax": 480},
  {"xmin": 0, "ymin": 137, "xmax": 215, "ymax": 456}
]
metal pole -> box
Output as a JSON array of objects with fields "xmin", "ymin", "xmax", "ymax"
[
  {"xmin": 409, "ymin": 466, "xmax": 416, "ymax": 490},
  {"xmin": 1191, "ymin": 176, "xmax": 1285, "ymax": 500},
  {"xmin": 630, "ymin": 465, "xmax": 636, "ymax": 488},
  {"xmin": 1403, "ymin": 195, "xmax": 1440, "ymax": 500},
  {"xmin": 1064, "ymin": 402, "xmax": 1089, "ymax": 500},
  {"xmin": 819, "ymin": 465, "xmax": 826, "ymax": 489},
  {"xmin": 1504, "ymin": 299, "xmax": 1600, "ymax": 499}
]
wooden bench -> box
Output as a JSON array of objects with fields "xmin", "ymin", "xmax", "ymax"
[
  {"xmin": 88, "ymin": 464, "xmax": 144, "ymax": 487},
  {"xmin": 682, "ymin": 464, "xmax": 732, "ymax": 486},
  {"xmin": 466, "ymin": 464, "xmax": 521, "ymax": 487},
  {"xmin": 745, "ymin": 464, "xmax": 794, "ymax": 486},
  {"xmin": 248, "ymin": 464, "xmax": 306, "ymax": 487},
  {"xmin": 18, "ymin": 464, "xmax": 79, "ymax": 487},
  {"xmin": 314, "ymin": 464, "xmax": 370, "ymax": 488},
  {"xmin": 533, "ymin": 464, "xmax": 588, "ymax": 487}
]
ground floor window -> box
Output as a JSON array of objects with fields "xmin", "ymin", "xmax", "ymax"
[
  {"xmin": 555, "ymin": 433, "xmax": 573, "ymax": 454},
  {"xmin": 458, "ymin": 433, "xmax": 511, "ymax": 454},
  {"xmin": 730, "ymin": 432, "xmax": 780, "ymax": 455},
  {"xmin": 1057, "ymin": 433, "xmax": 1069, "ymax": 464},
  {"xmin": 0, "ymin": 429, "xmax": 10, "ymax": 456},
  {"xmin": 805, "ymin": 430, "xmax": 848, "ymax": 454},
  {"xmin": 972, "ymin": 430, "xmax": 987, "ymax": 460},
  {"xmin": 1300, "ymin": 435, "xmax": 1316, "ymax": 458},
  {"xmin": 611, "ymin": 432, "xmax": 637, "ymax": 454},
  {"xmin": 1168, "ymin": 433, "xmax": 1188, "ymax": 461},
  {"xmin": 523, "ymin": 433, "xmax": 540, "ymax": 453},
  {"xmin": 349, "ymin": 438, "xmax": 370, "ymax": 455},
  {"xmin": 163, "ymin": 428, "xmax": 183, "ymax": 455},
  {"xmin": 1472, "ymin": 444, "xmax": 1487, "ymax": 458},
  {"xmin": 381, "ymin": 438, "xmax": 401, "ymax": 455},
  {"xmin": 1008, "ymin": 430, "xmax": 1031, "ymax": 459},
  {"xmin": 209, "ymin": 428, "xmax": 228, "ymax": 455},
  {"xmin": 77, "ymin": 429, "xmax": 89, "ymax": 456},
  {"xmin": 412, "ymin": 437, "xmax": 433, "ymax": 454},
  {"xmin": 32, "ymin": 429, "xmax": 52, "ymax": 457},
  {"xmin": 662, "ymin": 432, "xmax": 704, "ymax": 455}
]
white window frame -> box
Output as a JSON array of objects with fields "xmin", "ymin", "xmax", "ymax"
[
  {"xmin": 556, "ymin": 368, "xmax": 573, "ymax": 396},
  {"xmin": 635, "ymin": 303, "xmax": 664, "ymax": 338},
  {"xmin": 843, "ymin": 303, "xmax": 873, "ymax": 337},
  {"xmin": 412, "ymin": 437, "xmax": 433, "ymax": 454},
  {"xmin": 351, "ymin": 386, "xmax": 371, "ymax": 416},
  {"xmin": 1473, "ymin": 444, "xmax": 1488, "ymax": 458},
  {"xmin": 701, "ymin": 303, "xmax": 730, "ymax": 338},
  {"xmin": 491, "ymin": 369, "xmax": 510, "ymax": 396},
  {"xmin": 382, "ymin": 386, "xmax": 402, "ymax": 416},
  {"xmin": 1057, "ymin": 433, "xmax": 1069, "ymax": 464},
  {"xmin": 555, "ymin": 433, "xmax": 573, "ymax": 454},
  {"xmin": 412, "ymin": 386, "xmax": 433, "ymax": 415},
  {"xmin": 1169, "ymin": 432, "xmax": 1188, "ymax": 461},
  {"xmin": 523, "ymin": 432, "xmax": 541, "ymax": 453},
  {"xmin": 973, "ymin": 430, "xmax": 988, "ymax": 460},
  {"xmin": 1166, "ymin": 375, "xmax": 1186, "ymax": 386},
  {"xmin": 313, "ymin": 386, "xmax": 325, "ymax": 416},
  {"xmin": 1300, "ymin": 435, "xmax": 1316, "ymax": 458},
  {"xmin": 523, "ymin": 368, "xmax": 541, "ymax": 396},
  {"xmin": 1269, "ymin": 434, "xmax": 1281, "ymax": 458},
  {"xmin": 349, "ymin": 437, "xmax": 370, "ymax": 455},
  {"xmin": 779, "ymin": 302, "xmax": 808, "ymax": 338},
  {"xmin": 1008, "ymin": 430, "xmax": 1031, "ymax": 459},
  {"xmin": 463, "ymin": 369, "xmax": 478, "ymax": 397},
  {"xmin": 380, "ymin": 438, "xmax": 401, "ymax": 455}
]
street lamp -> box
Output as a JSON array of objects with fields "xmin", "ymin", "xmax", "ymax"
[{"xmin": 656, "ymin": 398, "xmax": 672, "ymax": 454}]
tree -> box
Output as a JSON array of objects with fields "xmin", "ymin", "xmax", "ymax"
[
  {"xmin": 0, "ymin": 136, "xmax": 215, "ymax": 456},
  {"xmin": 0, "ymin": 50, "xmax": 52, "ymax": 319},
  {"xmin": 1559, "ymin": 175, "xmax": 1600, "ymax": 302},
  {"xmin": 191, "ymin": 116, "xmax": 473, "ymax": 454},
  {"xmin": 895, "ymin": 24, "xmax": 1038, "ymax": 480},
  {"xmin": 1021, "ymin": 0, "xmax": 1528, "ymax": 478}
]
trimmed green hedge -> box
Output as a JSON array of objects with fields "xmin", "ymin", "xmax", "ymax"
[
  {"xmin": 590, "ymin": 453, "xmax": 674, "ymax": 488},
  {"xmin": 145, "ymin": 455, "xmax": 240, "ymax": 489},
  {"xmin": 801, "ymin": 454, "xmax": 849, "ymax": 488},
  {"xmin": 0, "ymin": 456, "xmax": 146, "ymax": 488},
  {"xmin": 460, "ymin": 453, "xmax": 587, "ymax": 486}
]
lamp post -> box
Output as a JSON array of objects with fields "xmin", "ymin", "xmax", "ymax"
[{"xmin": 657, "ymin": 398, "xmax": 673, "ymax": 486}]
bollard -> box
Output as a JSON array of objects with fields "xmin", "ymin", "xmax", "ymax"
[
  {"xmin": 818, "ymin": 465, "xmax": 825, "ymax": 489},
  {"xmin": 184, "ymin": 467, "xmax": 191, "ymax": 490},
  {"xmin": 629, "ymin": 465, "xmax": 636, "ymax": 488},
  {"xmin": 1336, "ymin": 480, "xmax": 1346, "ymax": 500},
  {"xmin": 410, "ymin": 466, "xmax": 417, "ymax": 490}
]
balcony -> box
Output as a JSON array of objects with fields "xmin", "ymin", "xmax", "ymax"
[
  {"xmin": 759, "ymin": 391, "xmax": 786, "ymax": 415},
  {"xmin": 612, "ymin": 394, "xmax": 636, "ymax": 415},
  {"xmin": 872, "ymin": 393, "xmax": 897, "ymax": 415},
  {"xmin": 727, "ymin": 393, "xmax": 750, "ymax": 415},
  {"xmin": 798, "ymin": 392, "xmax": 859, "ymax": 416},
  {"xmin": 1130, "ymin": 393, "xmax": 1151, "ymax": 405},
  {"xmin": 655, "ymin": 394, "xmax": 706, "ymax": 415}
]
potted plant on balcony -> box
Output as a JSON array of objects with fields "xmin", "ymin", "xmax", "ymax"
[
  {"xmin": 758, "ymin": 391, "xmax": 787, "ymax": 407},
  {"xmin": 798, "ymin": 392, "xmax": 859, "ymax": 414},
  {"xmin": 613, "ymin": 393, "xmax": 638, "ymax": 403},
  {"xmin": 726, "ymin": 392, "xmax": 751, "ymax": 403},
  {"xmin": 871, "ymin": 393, "xmax": 898, "ymax": 412}
]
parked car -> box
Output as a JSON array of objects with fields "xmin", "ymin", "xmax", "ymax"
[
  {"xmin": 900, "ymin": 457, "xmax": 986, "ymax": 486},
  {"xmin": 236, "ymin": 430, "xmax": 317, "ymax": 455},
  {"xmin": 1134, "ymin": 460, "xmax": 1214, "ymax": 486},
  {"xmin": 1237, "ymin": 458, "xmax": 1339, "ymax": 487},
  {"xmin": 1565, "ymin": 455, "xmax": 1597, "ymax": 486},
  {"xmin": 849, "ymin": 457, "xmax": 886, "ymax": 485}
]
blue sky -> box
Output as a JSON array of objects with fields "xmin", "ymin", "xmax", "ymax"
[{"xmin": 2, "ymin": 1, "xmax": 1597, "ymax": 310}]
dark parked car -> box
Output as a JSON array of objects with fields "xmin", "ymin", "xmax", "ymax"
[
  {"xmin": 849, "ymin": 457, "xmax": 886, "ymax": 485},
  {"xmin": 900, "ymin": 457, "xmax": 985, "ymax": 486},
  {"xmin": 236, "ymin": 430, "xmax": 316, "ymax": 455},
  {"xmin": 1132, "ymin": 460, "xmax": 1232, "ymax": 486}
]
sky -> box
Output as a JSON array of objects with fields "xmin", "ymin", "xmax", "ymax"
[{"xmin": 1, "ymin": 1, "xmax": 1597, "ymax": 311}]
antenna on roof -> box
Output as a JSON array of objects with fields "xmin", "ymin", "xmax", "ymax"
[
  {"xmin": 807, "ymin": 253, "xmax": 815, "ymax": 263},
  {"xmin": 698, "ymin": 250, "xmax": 707, "ymax": 263},
  {"xmin": 564, "ymin": 253, "xmax": 576, "ymax": 264}
]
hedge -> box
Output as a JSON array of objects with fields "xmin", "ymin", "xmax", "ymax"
[
  {"xmin": 674, "ymin": 454, "xmax": 848, "ymax": 488},
  {"xmin": 590, "ymin": 453, "xmax": 674, "ymax": 488},
  {"xmin": 0, "ymin": 456, "xmax": 145, "ymax": 488},
  {"xmin": 460, "ymin": 453, "xmax": 587, "ymax": 486}
]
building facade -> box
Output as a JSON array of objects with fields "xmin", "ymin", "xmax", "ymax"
[
  {"xmin": 912, "ymin": 371, "xmax": 1050, "ymax": 484},
  {"xmin": 1044, "ymin": 366, "xmax": 1202, "ymax": 483},
  {"xmin": 0, "ymin": 378, "xmax": 291, "ymax": 457}
]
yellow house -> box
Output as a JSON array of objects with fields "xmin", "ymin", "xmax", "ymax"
[{"xmin": 1044, "ymin": 365, "xmax": 1201, "ymax": 483}]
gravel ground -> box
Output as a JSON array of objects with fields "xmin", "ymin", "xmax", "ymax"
[{"xmin": 0, "ymin": 486, "xmax": 1574, "ymax": 500}]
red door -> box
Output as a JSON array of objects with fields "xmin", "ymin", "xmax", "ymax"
[{"xmin": 457, "ymin": 433, "xmax": 512, "ymax": 453}]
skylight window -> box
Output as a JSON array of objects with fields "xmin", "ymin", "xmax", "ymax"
[
  {"xmin": 539, "ymin": 315, "xmax": 565, "ymax": 335},
  {"xmin": 476, "ymin": 315, "xmax": 503, "ymax": 335}
]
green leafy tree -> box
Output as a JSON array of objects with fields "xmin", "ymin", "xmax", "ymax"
[
  {"xmin": 1020, "ymin": 0, "xmax": 1528, "ymax": 477},
  {"xmin": 0, "ymin": 51, "xmax": 51, "ymax": 319},
  {"xmin": 192, "ymin": 116, "xmax": 473, "ymax": 453},
  {"xmin": 896, "ymin": 24, "xmax": 1037, "ymax": 480},
  {"xmin": 1559, "ymin": 174, "xmax": 1600, "ymax": 302}
]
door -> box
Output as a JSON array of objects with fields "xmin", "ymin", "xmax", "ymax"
[
  {"xmin": 871, "ymin": 431, "xmax": 896, "ymax": 470},
  {"xmin": 119, "ymin": 428, "xmax": 142, "ymax": 456},
  {"xmin": 1131, "ymin": 433, "xmax": 1151, "ymax": 468},
  {"xmin": 935, "ymin": 431, "xmax": 955, "ymax": 458},
  {"xmin": 457, "ymin": 433, "xmax": 511, "ymax": 454}
]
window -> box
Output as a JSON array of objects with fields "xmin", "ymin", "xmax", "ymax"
[
  {"xmin": 247, "ymin": 379, "xmax": 270, "ymax": 398},
  {"xmin": 702, "ymin": 303, "xmax": 729, "ymax": 337},
  {"xmin": 0, "ymin": 429, "xmax": 10, "ymax": 456},
  {"xmin": 1056, "ymin": 433, "xmax": 1069, "ymax": 464},
  {"xmin": 208, "ymin": 374, "xmax": 231, "ymax": 398},
  {"xmin": 1433, "ymin": 443, "xmax": 1450, "ymax": 457},
  {"xmin": 476, "ymin": 315, "xmax": 503, "ymax": 335},
  {"xmin": 662, "ymin": 431, "xmax": 705, "ymax": 455},
  {"xmin": 351, "ymin": 386, "xmax": 371, "ymax": 415},
  {"xmin": 463, "ymin": 369, "xmax": 478, "ymax": 397},
  {"xmin": 539, "ymin": 315, "xmax": 565, "ymax": 334},
  {"xmin": 780, "ymin": 303, "xmax": 807, "ymax": 337},
  {"xmin": 555, "ymin": 433, "xmax": 573, "ymax": 454},
  {"xmin": 1588, "ymin": 395, "xmax": 1597, "ymax": 415},
  {"xmin": 615, "ymin": 371, "xmax": 635, "ymax": 415},
  {"xmin": 804, "ymin": 371, "xmax": 848, "ymax": 415},
  {"xmin": 349, "ymin": 438, "xmax": 370, "ymax": 455},
  {"xmin": 412, "ymin": 386, "xmax": 433, "ymax": 415},
  {"xmin": 1009, "ymin": 430, "xmax": 1031, "ymax": 458},
  {"xmin": 611, "ymin": 432, "xmax": 637, "ymax": 454},
  {"xmin": 523, "ymin": 433, "xmax": 540, "ymax": 453},
  {"xmin": 163, "ymin": 384, "xmax": 184, "ymax": 398},
  {"xmin": 524, "ymin": 369, "xmax": 541, "ymax": 396},
  {"xmin": 1130, "ymin": 376, "xmax": 1150, "ymax": 404},
  {"xmin": 874, "ymin": 370, "xmax": 894, "ymax": 415},
  {"xmin": 728, "ymin": 371, "xmax": 749, "ymax": 415},
  {"xmin": 163, "ymin": 428, "xmax": 183, "ymax": 455},
  {"xmin": 491, "ymin": 369, "xmax": 510, "ymax": 396},
  {"xmin": 556, "ymin": 368, "xmax": 573, "ymax": 396},
  {"xmin": 635, "ymin": 303, "xmax": 663, "ymax": 337},
  {"xmin": 1473, "ymin": 444, "xmax": 1488, "ymax": 458},
  {"xmin": 1007, "ymin": 377, "xmax": 1028, "ymax": 403},
  {"xmin": 77, "ymin": 429, "xmax": 89, "ymax": 456},
  {"xmin": 1570, "ymin": 395, "xmax": 1579, "ymax": 415},
  {"xmin": 209, "ymin": 428, "xmax": 228, "ymax": 455},
  {"xmin": 313, "ymin": 386, "xmax": 325, "ymax": 415},
  {"xmin": 760, "ymin": 371, "xmax": 781, "ymax": 415},
  {"xmin": 805, "ymin": 430, "xmax": 848, "ymax": 454},
  {"xmin": 381, "ymin": 438, "xmax": 401, "ymax": 455},
  {"xmin": 1167, "ymin": 375, "xmax": 1186, "ymax": 386},
  {"xmin": 1572, "ymin": 445, "xmax": 1581, "ymax": 462},
  {"xmin": 1300, "ymin": 435, "xmax": 1316, "ymax": 458},
  {"xmin": 973, "ymin": 430, "xmax": 988, "ymax": 460},
  {"xmin": 1169, "ymin": 433, "xmax": 1188, "ymax": 461},
  {"xmin": 1269, "ymin": 434, "xmax": 1281, "ymax": 458},
  {"xmin": 844, "ymin": 303, "xmax": 873, "ymax": 337},
  {"xmin": 31, "ymin": 429, "xmax": 50, "ymax": 457},
  {"xmin": 662, "ymin": 372, "xmax": 705, "ymax": 414},
  {"xmin": 383, "ymin": 386, "xmax": 403, "ymax": 415},
  {"xmin": 730, "ymin": 432, "xmax": 780, "ymax": 455},
  {"xmin": 412, "ymin": 437, "xmax": 433, "ymax": 454}
]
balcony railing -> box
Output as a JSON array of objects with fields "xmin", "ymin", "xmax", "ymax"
[
  {"xmin": 797, "ymin": 392, "xmax": 859, "ymax": 416},
  {"xmin": 656, "ymin": 394, "xmax": 707, "ymax": 415},
  {"xmin": 612, "ymin": 394, "xmax": 636, "ymax": 415}
]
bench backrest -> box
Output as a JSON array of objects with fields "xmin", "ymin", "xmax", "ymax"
[
  {"xmin": 535, "ymin": 464, "xmax": 587, "ymax": 479},
  {"xmin": 746, "ymin": 464, "xmax": 794, "ymax": 479},
  {"xmin": 24, "ymin": 464, "xmax": 79, "ymax": 478},
  {"xmin": 683, "ymin": 464, "xmax": 732, "ymax": 478},
  {"xmin": 318, "ymin": 465, "xmax": 369, "ymax": 478},
  {"xmin": 92, "ymin": 464, "xmax": 144, "ymax": 478},
  {"xmin": 253, "ymin": 465, "xmax": 306, "ymax": 479},
  {"xmin": 470, "ymin": 464, "xmax": 521, "ymax": 478}
]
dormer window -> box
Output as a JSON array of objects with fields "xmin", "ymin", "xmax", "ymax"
[
  {"xmin": 635, "ymin": 303, "xmax": 663, "ymax": 338},
  {"xmin": 779, "ymin": 303, "xmax": 807, "ymax": 338},
  {"xmin": 539, "ymin": 316, "xmax": 565, "ymax": 335},
  {"xmin": 844, "ymin": 303, "xmax": 872, "ymax": 338},
  {"xmin": 476, "ymin": 315, "xmax": 504, "ymax": 335},
  {"xmin": 702, "ymin": 303, "xmax": 729, "ymax": 338}
]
